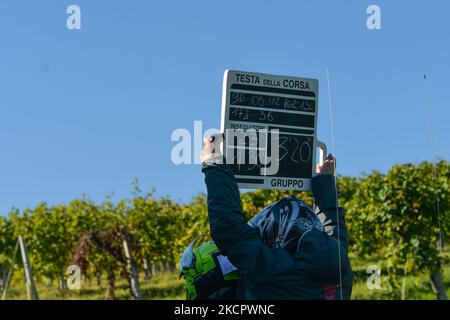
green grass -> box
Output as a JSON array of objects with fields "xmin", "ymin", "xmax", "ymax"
[
  {"xmin": 2, "ymin": 273, "xmax": 185, "ymax": 300},
  {"xmin": 2, "ymin": 256, "xmax": 449, "ymax": 300},
  {"xmin": 348, "ymin": 253, "xmax": 450, "ymax": 300}
]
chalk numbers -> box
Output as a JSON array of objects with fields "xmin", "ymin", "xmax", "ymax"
[
  {"xmin": 258, "ymin": 110, "xmax": 273, "ymax": 122},
  {"xmin": 278, "ymin": 136, "xmax": 312, "ymax": 164},
  {"xmin": 230, "ymin": 92, "xmax": 314, "ymax": 113},
  {"xmin": 231, "ymin": 92, "xmax": 247, "ymax": 105},
  {"xmin": 284, "ymin": 99, "xmax": 313, "ymax": 112},
  {"xmin": 231, "ymin": 107, "xmax": 273, "ymax": 122}
]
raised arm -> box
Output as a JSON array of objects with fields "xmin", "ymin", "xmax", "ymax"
[
  {"xmin": 201, "ymin": 137, "xmax": 294, "ymax": 282},
  {"xmin": 312, "ymin": 157, "xmax": 349, "ymax": 251}
]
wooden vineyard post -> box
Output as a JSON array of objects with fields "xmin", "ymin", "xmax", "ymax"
[
  {"xmin": 123, "ymin": 239, "xmax": 142, "ymax": 300},
  {"xmin": 1, "ymin": 239, "xmax": 19, "ymax": 300},
  {"xmin": 143, "ymin": 257, "xmax": 151, "ymax": 281},
  {"xmin": 18, "ymin": 235, "xmax": 39, "ymax": 300}
]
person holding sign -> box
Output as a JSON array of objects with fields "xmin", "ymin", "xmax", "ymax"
[{"xmin": 200, "ymin": 134, "xmax": 353, "ymax": 300}]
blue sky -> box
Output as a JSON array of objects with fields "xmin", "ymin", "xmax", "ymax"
[{"xmin": 0, "ymin": 0, "xmax": 449, "ymax": 215}]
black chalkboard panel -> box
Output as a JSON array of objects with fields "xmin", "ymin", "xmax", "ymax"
[
  {"xmin": 226, "ymin": 133, "xmax": 313, "ymax": 178},
  {"xmin": 229, "ymin": 92, "xmax": 316, "ymax": 113},
  {"xmin": 228, "ymin": 106, "xmax": 315, "ymax": 127}
]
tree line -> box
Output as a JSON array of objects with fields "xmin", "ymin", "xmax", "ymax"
[{"xmin": 0, "ymin": 161, "xmax": 448, "ymax": 299}]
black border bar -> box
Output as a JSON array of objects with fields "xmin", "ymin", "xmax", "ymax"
[{"xmin": 231, "ymin": 84, "xmax": 316, "ymax": 97}]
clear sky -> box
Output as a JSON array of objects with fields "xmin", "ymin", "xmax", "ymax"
[{"xmin": 0, "ymin": 0, "xmax": 449, "ymax": 215}]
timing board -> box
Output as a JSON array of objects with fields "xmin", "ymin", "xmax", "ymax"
[{"xmin": 220, "ymin": 70, "xmax": 326, "ymax": 191}]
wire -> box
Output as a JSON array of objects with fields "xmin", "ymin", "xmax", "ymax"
[
  {"xmin": 326, "ymin": 69, "xmax": 343, "ymax": 300},
  {"xmin": 423, "ymin": 75, "xmax": 446, "ymax": 298},
  {"xmin": 423, "ymin": 75, "xmax": 444, "ymax": 253}
]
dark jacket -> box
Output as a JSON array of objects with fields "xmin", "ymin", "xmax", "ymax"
[{"xmin": 202, "ymin": 162, "xmax": 353, "ymax": 300}]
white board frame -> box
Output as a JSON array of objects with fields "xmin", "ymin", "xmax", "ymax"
[{"xmin": 220, "ymin": 69, "xmax": 324, "ymax": 191}]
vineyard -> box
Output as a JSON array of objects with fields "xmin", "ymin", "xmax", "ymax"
[{"xmin": 0, "ymin": 161, "xmax": 449, "ymax": 300}]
